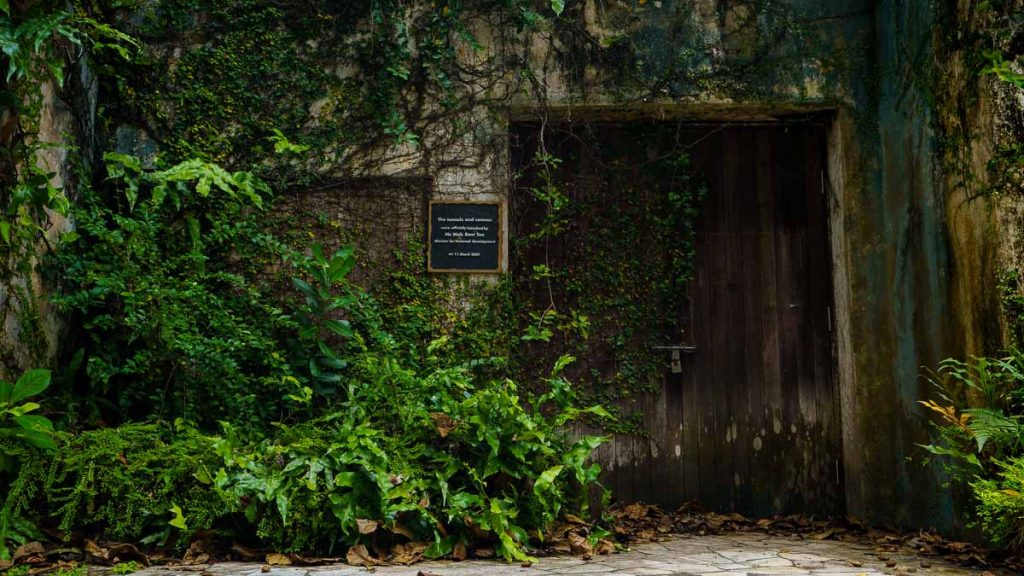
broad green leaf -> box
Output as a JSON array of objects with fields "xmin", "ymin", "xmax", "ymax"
[
  {"xmin": 551, "ymin": 354, "xmax": 575, "ymax": 375},
  {"xmin": 151, "ymin": 183, "xmax": 167, "ymax": 207},
  {"xmin": 196, "ymin": 174, "xmax": 211, "ymax": 196},
  {"xmin": 169, "ymin": 503, "xmax": 188, "ymax": 530},
  {"xmin": 497, "ymin": 530, "xmax": 534, "ymax": 562},
  {"xmin": 13, "ymin": 414, "xmax": 52, "ymax": 433},
  {"xmin": 11, "ymin": 368, "xmax": 50, "ymax": 403},
  {"xmin": 919, "ymin": 443, "xmax": 983, "ymax": 468},
  {"xmin": 276, "ymin": 493, "xmax": 289, "ymax": 524},
  {"xmin": 550, "ymin": 0, "xmax": 565, "ymax": 16},
  {"xmin": 325, "ymin": 319, "xmax": 353, "ymax": 338},
  {"xmin": 533, "ymin": 465, "xmax": 563, "ymax": 505},
  {"xmin": 423, "ymin": 536, "xmax": 455, "ymax": 559},
  {"xmin": 16, "ymin": 429, "xmax": 55, "ymax": 451}
]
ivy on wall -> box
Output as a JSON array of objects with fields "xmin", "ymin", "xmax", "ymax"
[{"xmin": 509, "ymin": 123, "xmax": 705, "ymax": 431}]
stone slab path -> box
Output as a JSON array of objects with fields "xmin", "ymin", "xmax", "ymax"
[{"xmin": 137, "ymin": 532, "xmax": 1010, "ymax": 576}]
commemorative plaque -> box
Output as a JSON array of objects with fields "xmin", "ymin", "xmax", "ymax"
[{"xmin": 428, "ymin": 202, "xmax": 502, "ymax": 272}]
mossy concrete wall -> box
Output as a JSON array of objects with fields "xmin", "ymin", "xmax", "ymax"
[
  {"xmin": 201, "ymin": 0, "xmax": 1009, "ymax": 530},
  {"xmin": 493, "ymin": 0, "xmax": 1010, "ymax": 531},
  {"xmin": 0, "ymin": 62, "xmax": 94, "ymax": 378}
]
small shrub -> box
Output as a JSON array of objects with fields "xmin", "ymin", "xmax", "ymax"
[
  {"xmin": 921, "ymin": 353, "xmax": 1024, "ymax": 550},
  {"xmin": 1, "ymin": 369, "xmax": 54, "ymax": 559},
  {"xmin": 50, "ymin": 155, "xmax": 294, "ymax": 428},
  {"xmin": 45, "ymin": 423, "xmax": 225, "ymax": 546},
  {"xmin": 973, "ymin": 456, "xmax": 1024, "ymax": 550}
]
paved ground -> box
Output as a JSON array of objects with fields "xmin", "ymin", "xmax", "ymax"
[{"xmin": 137, "ymin": 532, "xmax": 1007, "ymax": 576}]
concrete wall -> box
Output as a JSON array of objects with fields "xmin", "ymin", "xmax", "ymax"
[
  {"xmin": 482, "ymin": 0, "xmax": 1009, "ymax": 530},
  {"xmin": 0, "ymin": 58, "xmax": 95, "ymax": 378},
  {"xmin": 293, "ymin": 0, "xmax": 1012, "ymax": 530}
]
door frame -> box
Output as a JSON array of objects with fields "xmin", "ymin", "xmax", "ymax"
[{"xmin": 507, "ymin": 105, "xmax": 853, "ymax": 513}]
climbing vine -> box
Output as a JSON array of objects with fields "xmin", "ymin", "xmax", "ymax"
[
  {"xmin": 510, "ymin": 122, "xmax": 706, "ymax": 432},
  {"xmin": 0, "ymin": 1, "xmax": 135, "ymax": 375}
]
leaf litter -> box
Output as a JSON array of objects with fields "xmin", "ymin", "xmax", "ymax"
[{"xmin": 7, "ymin": 501, "xmax": 1023, "ymax": 573}]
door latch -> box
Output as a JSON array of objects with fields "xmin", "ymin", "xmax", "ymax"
[
  {"xmin": 671, "ymin": 349, "xmax": 682, "ymax": 373},
  {"xmin": 651, "ymin": 345, "xmax": 697, "ymax": 374}
]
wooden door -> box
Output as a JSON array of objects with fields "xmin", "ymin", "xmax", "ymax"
[
  {"xmin": 675, "ymin": 124, "xmax": 841, "ymax": 515},
  {"xmin": 510, "ymin": 122, "xmax": 842, "ymax": 517}
]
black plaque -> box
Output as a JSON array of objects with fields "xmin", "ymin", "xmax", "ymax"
[{"xmin": 428, "ymin": 202, "xmax": 501, "ymax": 272}]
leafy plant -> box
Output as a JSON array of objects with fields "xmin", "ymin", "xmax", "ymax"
[
  {"xmin": 49, "ymin": 154, "xmax": 293, "ymax": 428},
  {"xmin": 0, "ymin": 369, "xmax": 53, "ymax": 560},
  {"xmin": 286, "ymin": 244, "xmax": 357, "ymax": 400},
  {"xmin": 112, "ymin": 560, "xmax": 141, "ymax": 575},
  {"xmin": 0, "ymin": 369, "xmax": 54, "ymax": 455},
  {"xmin": 920, "ymin": 352, "xmax": 1024, "ymax": 550},
  {"xmin": 45, "ymin": 423, "xmax": 224, "ymax": 547}
]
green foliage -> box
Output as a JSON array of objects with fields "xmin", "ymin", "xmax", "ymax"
[
  {"xmin": 31, "ymin": 256, "xmax": 608, "ymax": 559},
  {"xmin": 112, "ymin": 560, "xmax": 141, "ymax": 574},
  {"xmin": 49, "ymin": 154, "xmax": 292, "ymax": 427},
  {"xmin": 921, "ymin": 353, "xmax": 1024, "ymax": 550},
  {"xmin": 286, "ymin": 244, "xmax": 357, "ymax": 401},
  {"xmin": 513, "ymin": 130, "xmax": 705, "ymax": 430},
  {"xmin": 0, "ymin": 369, "xmax": 53, "ymax": 559},
  {"xmin": 0, "ymin": 1, "xmax": 136, "ymax": 376},
  {"xmin": 211, "ymin": 352, "xmax": 605, "ymax": 559},
  {"xmin": 45, "ymin": 423, "xmax": 224, "ymax": 546},
  {"xmin": 115, "ymin": 0, "xmax": 336, "ymax": 177},
  {"xmin": 0, "ymin": 368, "xmax": 54, "ymax": 453},
  {"xmin": 38, "ymin": 149, "xmax": 609, "ymax": 558},
  {"xmin": 973, "ymin": 457, "xmax": 1024, "ymax": 550}
]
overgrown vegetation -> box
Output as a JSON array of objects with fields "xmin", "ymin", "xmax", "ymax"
[
  {"xmin": 0, "ymin": 0, "xmax": 874, "ymax": 565},
  {"xmin": 511, "ymin": 125, "xmax": 705, "ymax": 431},
  {"xmin": 0, "ymin": 151, "xmax": 612, "ymax": 560}
]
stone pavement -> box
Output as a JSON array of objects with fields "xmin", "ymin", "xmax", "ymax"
[{"xmin": 137, "ymin": 532, "xmax": 1009, "ymax": 576}]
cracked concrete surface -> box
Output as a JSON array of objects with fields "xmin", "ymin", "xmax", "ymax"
[{"xmin": 136, "ymin": 532, "xmax": 1009, "ymax": 576}]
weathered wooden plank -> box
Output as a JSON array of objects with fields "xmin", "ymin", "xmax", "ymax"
[
  {"xmin": 751, "ymin": 127, "xmax": 782, "ymax": 515},
  {"xmin": 700, "ymin": 130, "xmax": 727, "ymax": 510},
  {"xmin": 734, "ymin": 128, "xmax": 765, "ymax": 514},
  {"xmin": 722, "ymin": 128, "xmax": 751, "ymax": 512}
]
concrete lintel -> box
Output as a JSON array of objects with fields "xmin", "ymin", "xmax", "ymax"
[{"xmin": 507, "ymin": 102, "xmax": 839, "ymax": 124}]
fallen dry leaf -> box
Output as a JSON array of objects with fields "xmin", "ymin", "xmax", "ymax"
[
  {"xmin": 230, "ymin": 543, "xmax": 263, "ymax": 560},
  {"xmin": 563, "ymin": 513, "xmax": 588, "ymax": 525},
  {"xmin": 182, "ymin": 539, "xmax": 214, "ymax": 565},
  {"xmin": 265, "ymin": 553, "xmax": 292, "ymax": 566},
  {"xmin": 13, "ymin": 542, "xmax": 46, "ymax": 565},
  {"xmin": 452, "ymin": 541, "xmax": 467, "ymax": 561},
  {"xmin": 107, "ymin": 543, "xmax": 149, "ymax": 566},
  {"xmin": 84, "ymin": 539, "xmax": 106, "ymax": 559},
  {"xmin": 391, "ymin": 523, "xmax": 417, "ymax": 540},
  {"xmin": 392, "ymin": 542, "xmax": 427, "ymax": 565},
  {"xmin": 346, "ymin": 544, "xmax": 382, "ymax": 566},
  {"xmin": 357, "ymin": 518, "xmax": 379, "ymax": 535},
  {"xmin": 429, "ymin": 412, "xmax": 458, "ymax": 437},
  {"xmin": 568, "ymin": 532, "xmax": 593, "ymax": 556},
  {"xmin": 473, "ymin": 546, "xmax": 494, "ymax": 559},
  {"xmin": 621, "ymin": 502, "xmax": 651, "ymax": 520}
]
